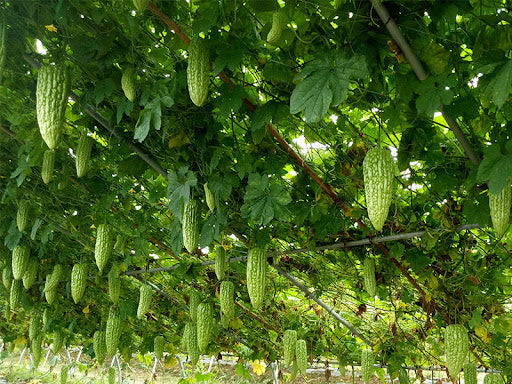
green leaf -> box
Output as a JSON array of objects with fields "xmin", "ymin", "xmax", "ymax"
[
  {"xmin": 134, "ymin": 110, "xmax": 152, "ymax": 142},
  {"xmin": 4, "ymin": 221, "xmax": 21, "ymax": 251},
  {"xmin": 240, "ymin": 173, "xmax": 291, "ymax": 225},
  {"xmin": 290, "ymin": 52, "xmax": 368, "ymax": 123},
  {"xmin": 166, "ymin": 166, "xmax": 198, "ymax": 221},
  {"xmin": 199, "ymin": 207, "xmax": 227, "ymax": 248},
  {"xmin": 477, "ymin": 145, "xmax": 512, "ymax": 194},
  {"xmin": 405, "ymin": 248, "xmax": 432, "ymax": 273},
  {"xmin": 468, "ymin": 308, "xmax": 483, "ymax": 329},
  {"xmin": 415, "ymin": 74, "xmax": 456, "ymax": 116},
  {"xmin": 214, "ymin": 84, "xmax": 245, "ymax": 116},
  {"xmin": 483, "ymin": 59, "xmax": 512, "ymax": 108}
]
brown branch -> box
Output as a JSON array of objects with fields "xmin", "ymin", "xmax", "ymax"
[
  {"xmin": 235, "ymin": 300, "xmax": 280, "ymax": 333},
  {"xmin": 0, "ymin": 124, "xmax": 17, "ymax": 140},
  {"xmin": 147, "ymin": 1, "xmax": 190, "ymax": 45},
  {"xmin": 147, "ymin": 1, "xmax": 349, "ymax": 211},
  {"xmin": 369, "ymin": 0, "xmax": 480, "ymax": 166}
]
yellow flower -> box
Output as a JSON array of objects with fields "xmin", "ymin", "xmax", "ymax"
[
  {"xmin": 45, "ymin": 24, "xmax": 57, "ymax": 32},
  {"xmin": 251, "ymin": 359, "xmax": 266, "ymax": 376}
]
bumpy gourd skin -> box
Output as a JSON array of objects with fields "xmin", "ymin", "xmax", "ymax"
[
  {"xmin": 464, "ymin": 362, "xmax": 477, "ymax": 384},
  {"xmin": 17, "ymin": 201, "xmax": 30, "ymax": 232},
  {"xmin": 215, "ymin": 245, "xmax": 227, "ymax": 280},
  {"xmin": 363, "ymin": 258, "xmax": 376, "ymax": 297},
  {"xmin": 267, "ymin": 10, "xmax": 286, "ymax": 45},
  {"xmin": 106, "ymin": 308, "xmax": 121, "ymax": 356},
  {"xmin": 184, "ymin": 322, "xmax": 199, "ymax": 364},
  {"xmin": 42, "ymin": 149, "xmax": 55, "ymax": 185},
  {"xmin": 76, "ymin": 135, "xmax": 93, "ymax": 178},
  {"xmin": 489, "ymin": 183, "xmax": 511, "ymax": 237},
  {"xmin": 154, "ymin": 335, "xmax": 164, "ymax": 359},
  {"xmin": 283, "ymin": 329, "xmax": 297, "ymax": 367},
  {"xmin": 187, "ymin": 39, "xmax": 210, "ymax": 107},
  {"xmin": 196, "ymin": 302, "xmax": 213, "ymax": 353},
  {"xmin": 361, "ymin": 349, "xmax": 374, "ymax": 384},
  {"xmin": 137, "ymin": 284, "xmax": 153, "ymax": 319},
  {"xmin": 36, "ymin": 63, "xmax": 70, "ymax": 149},
  {"xmin": 246, "ymin": 247, "xmax": 267, "ymax": 310},
  {"xmin": 445, "ymin": 324, "xmax": 468, "ymax": 377},
  {"xmin": 95, "ymin": 224, "xmax": 114, "ymax": 274},
  {"xmin": 71, "ymin": 263, "xmax": 88, "ymax": 304},
  {"xmin": 220, "ymin": 280, "xmax": 234, "ymax": 327},
  {"xmin": 363, "ymin": 147, "xmax": 395, "ymax": 231},
  {"xmin": 94, "ymin": 330, "xmax": 107, "ymax": 364},
  {"xmin": 182, "ymin": 199, "xmax": 200, "ymax": 253},
  {"xmin": 296, "ymin": 339, "xmax": 307, "ymax": 375}
]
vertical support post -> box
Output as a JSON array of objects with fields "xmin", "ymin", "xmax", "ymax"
[
  {"xmin": 207, "ymin": 355, "xmax": 215, "ymax": 373},
  {"xmin": 271, "ymin": 362, "xmax": 279, "ymax": 384},
  {"xmin": 18, "ymin": 347, "xmax": 27, "ymax": 365},
  {"xmin": 115, "ymin": 354, "xmax": 122, "ymax": 384},
  {"xmin": 42, "ymin": 348, "xmax": 51, "ymax": 367},
  {"xmin": 176, "ymin": 355, "xmax": 187, "ymax": 379}
]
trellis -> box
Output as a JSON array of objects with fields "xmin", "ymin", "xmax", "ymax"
[{"xmin": 0, "ymin": 0, "xmax": 503, "ymax": 378}]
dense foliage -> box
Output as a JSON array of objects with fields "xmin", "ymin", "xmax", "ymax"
[{"xmin": 0, "ymin": 0, "xmax": 512, "ymax": 381}]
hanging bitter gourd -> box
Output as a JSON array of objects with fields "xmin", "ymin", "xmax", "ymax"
[
  {"xmin": 9, "ymin": 279, "xmax": 22, "ymax": 309},
  {"xmin": 36, "ymin": 62, "xmax": 70, "ymax": 149},
  {"xmin": 154, "ymin": 335, "xmax": 164, "ymax": 359},
  {"xmin": 215, "ymin": 245, "xmax": 227, "ymax": 280},
  {"xmin": 187, "ymin": 39, "xmax": 210, "ymax": 107},
  {"xmin": 445, "ymin": 324, "xmax": 468, "ymax": 377},
  {"xmin": 489, "ymin": 183, "xmax": 511, "ymax": 237},
  {"xmin": 362, "ymin": 146, "xmax": 395, "ymax": 231},
  {"xmin": 137, "ymin": 284, "xmax": 153, "ymax": 319},
  {"xmin": 108, "ymin": 264, "xmax": 121, "ymax": 304},
  {"xmin": 44, "ymin": 264, "xmax": 63, "ymax": 292},
  {"xmin": 12, "ymin": 245, "xmax": 29, "ymax": 280},
  {"xmin": 2, "ymin": 267, "xmax": 11, "ymax": 289},
  {"xmin": 189, "ymin": 290, "xmax": 200, "ymax": 322},
  {"xmin": 22, "ymin": 257, "xmax": 38, "ymax": 289},
  {"xmin": 204, "ymin": 182, "xmax": 215, "ymax": 212},
  {"xmin": 71, "ymin": 263, "xmax": 87, "ymax": 304},
  {"xmin": 361, "ymin": 349, "xmax": 374, "ymax": 384},
  {"xmin": 283, "ymin": 329, "xmax": 297, "ymax": 367},
  {"xmin": 53, "ymin": 328, "xmax": 66, "ymax": 354},
  {"xmin": 363, "ymin": 258, "xmax": 376, "ymax": 298},
  {"xmin": 182, "ymin": 199, "xmax": 200, "ymax": 253},
  {"xmin": 220, "ymin": 280, "xmax": 234, "ymax": 328},
  {"xmin": 17, "ymin": 201, "xmax": 30, "ymax": 232},
  {"xmin": 106, "ymin": 308, "xmax": 121, "ymax": 356},
  {"xmin": 267, "ymin": 10, "xmax": 286, "ymax": 45},
  {"xmin": 296, "ymin": 339, "xmax": 307, "ymax": 375},
  {"xmin": 42, "ymin": 149, "xmax": 55, "ymax": 184},
  {"xmin": 247, "ymin": 246, "xmax": 267, "ymax": 310},
  {"xmin": 464, "ymin": 362, "xmax": 477, "ymax": 384},
  {"xmin": 184, "ymin": 322, "xmax": 199, "ymax": 365},
  {"xmin": 75, "ymin": 135, "xmax": 93, "ymax": 178},
  {"xmin": 197, "ymin": 302, "xmax": 213, "ymax": 353},
  {"xmin": 93, "ymin": 330, "xmax": 107, "ymax": 364},
  {"xmin": 94, "ymin": 224, "xmax": 114, "ymax": 274}
]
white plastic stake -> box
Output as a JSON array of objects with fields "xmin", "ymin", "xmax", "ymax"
[
  {"xmin": 150, "ymin": 354, "xmax": 158, "ymax": 380},
  {"xmin": 176, "ymin": 355, "xmax": 187, "ymax": 379},
  {"xmin": 207, "ymin": 355, "xmax": 215, "ymax": 373},
  {"xmin": 115, "ymin": 354, "xmax": 122, "ymax": 384},
  {"xmin": 65, "ymin": 348, "xmax": 72, "ymax": 365},
  {"xmin": 42, "ymin": 348, "xmax": 51, "ymax": 367},
  {"xmin": 18, "ymin": 347, "xmax": 27, "ymax": 365},
  {"xmin": 271, "ymin": 362, "xmax": 279, "ymax": 384}
]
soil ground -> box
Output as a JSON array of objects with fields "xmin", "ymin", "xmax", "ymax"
[{"xmin": 0, "ymin": 347, "xmax": 460, "ymax": 384}]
